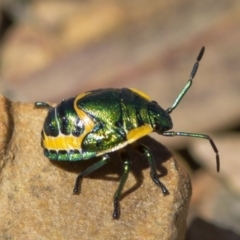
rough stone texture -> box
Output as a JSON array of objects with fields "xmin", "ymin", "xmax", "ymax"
[{"xmin": 0, "ymin": 95, "xmax": 191, "ymax": 240}]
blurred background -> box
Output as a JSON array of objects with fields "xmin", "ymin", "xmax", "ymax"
[{"xmin": 1, "ymin": 0, "xmax": 240, "ymax": 239}]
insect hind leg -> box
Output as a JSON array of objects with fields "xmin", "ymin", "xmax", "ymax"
[
  {"xmin": 73, "ymin": 154, "xmax": 110, "ymax": 194},
  {"xmin": 35, "ymin": 102, "xmax": 53, "ymax": 109},
  {"xmin": 113, "ymin": 151, "xmax": 131, "ymax": 219}
]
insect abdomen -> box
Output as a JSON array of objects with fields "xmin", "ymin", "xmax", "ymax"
[{"xmin": 41, "ymin": 98, "xmax": 91, "ymax": 161}]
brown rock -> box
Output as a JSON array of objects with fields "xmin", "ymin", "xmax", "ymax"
[{"xmin": 0, "ymin": 95, "xmax": 191, "ymax": 239}]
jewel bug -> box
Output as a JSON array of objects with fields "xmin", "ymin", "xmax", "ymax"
[{"xmin": 35, "ymin": 46, "xmax": 220, "ymax": 219}]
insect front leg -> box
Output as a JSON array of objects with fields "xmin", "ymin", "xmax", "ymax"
[{"xmin": 137, "ymin": 144, "xmax": 169, "ymax": 195}]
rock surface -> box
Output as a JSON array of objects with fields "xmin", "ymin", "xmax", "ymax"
[{"xmin": 0, "ymin": 95, "xmax": 191, "ymax": 240}]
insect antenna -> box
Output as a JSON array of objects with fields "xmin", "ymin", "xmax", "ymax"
[
  {"xmin": 163, "ymin": 131, "xmax": 220, "ymax": 172},
  {"xmin": 166, "ymin": 47, "xmax": 205, "ymax": 114},
  {"xmin": 163, "ymin": 47, "xmax": 220, "ymax": 172}
]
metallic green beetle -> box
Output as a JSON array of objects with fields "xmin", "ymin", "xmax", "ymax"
[{"xmin": 35, "ymin": 47, "xmax": 219, "ymax": 219}]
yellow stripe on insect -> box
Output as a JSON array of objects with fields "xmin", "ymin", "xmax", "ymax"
[
  {"xmin": 43, "ymin": 92, "xmax": 96, "ymax": 151},
  {"xmin": 74, "ymin": 92, "xmax": 95, "ymax": 139},
  {"xmin": 127, "ymin": 124, "xmax": 153, "ymax": 143},
  {"xmin": 129, "ymin": 88, "xmax": 151, "ymax": 101},
  {"xmin": 43, "ymin": 134, "xmax": 84, "ymax": 150},
  {"xmin": 73, "ymin": 92, "xmax": 95, "ymax": 133},
  {"xmin": 95, "ymin": 125, "xmax": 153, "ymax": 158}
]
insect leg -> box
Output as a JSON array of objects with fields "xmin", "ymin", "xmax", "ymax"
[
  {"xmin": 35, "ymin": 102, "xmax": 53, "ymax": 109},
  {"xmin": 113, "ymin": 151, "xmax": 131, "ymax": 219},
  {"xmin": 73, "ymin": 154, "xmax": 110, "ymax": 194},
  {"xmin": 163, "ymin": 131, "xmax": 220, "ymax": 172},
  {"xmin": 137, "ymin": 144, "xmax": 169, "ymax": 195}
]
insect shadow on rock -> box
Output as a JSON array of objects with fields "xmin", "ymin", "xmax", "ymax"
[
  {"xmin": 35, "ymin": 46, "xmax": 220, "ymax": 219},
  {"xmin": 51, "ymin": 136, "xmax": 171, "ymax": 209}
]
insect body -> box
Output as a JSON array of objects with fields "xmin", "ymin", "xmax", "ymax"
[{"xmin": 35, "ymin": 47, "xmax": 220, "ymax": 219}]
